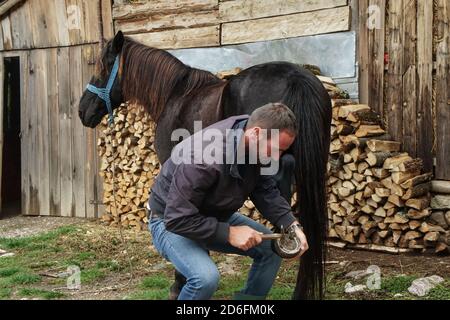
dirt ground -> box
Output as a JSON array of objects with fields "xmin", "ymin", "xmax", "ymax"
[{"xmin": 0, "ymin": 215, "xmax": 449, "ymax": 300}]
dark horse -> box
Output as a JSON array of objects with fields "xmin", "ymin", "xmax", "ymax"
[{"xmin": 79, "ymin": 31, "xmax": 332, "ymax": 300}]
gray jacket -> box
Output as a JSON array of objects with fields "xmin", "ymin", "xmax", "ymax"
[{"xmin": 148, "ymin": 115, "xmax": 297, "ymax": 245}]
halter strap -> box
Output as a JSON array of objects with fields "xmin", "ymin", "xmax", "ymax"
[{"xmin": 86, "ymin": 55, "xmax": 120, "ymax": 126}]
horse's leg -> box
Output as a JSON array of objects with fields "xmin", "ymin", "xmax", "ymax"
[{"xmin": 272, "ymin": 153, "xmax": 295, "ymax": 208}]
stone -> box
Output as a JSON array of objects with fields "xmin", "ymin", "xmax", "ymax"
[
  {"xmin": 431, "ymin": 195, "xmax": 450, "ymax": 210},
  {"xmin": 0, "ymin": 252, "xmax": 15, "ymax": 258},
  {"xmin": 408, "ymin": 276, "xmax": 444, "ymax": 297},
  {"xmin": 430, "ymin": 211, "xmax": 449, "ymax": 230},
  {"xmin": 345, "ymin": 282, "xmax": 367, "ymax": 294},
  {"xmin": 445, "ymin": 211, "xmax": 450, "ymax": 226}
]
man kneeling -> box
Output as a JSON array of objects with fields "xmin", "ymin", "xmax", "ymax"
[{"xmin": 147, "ymin": 103, "xmax": 308, "ymax": 300}]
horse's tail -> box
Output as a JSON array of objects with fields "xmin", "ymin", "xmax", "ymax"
[{"xmin": 282, "ymin": 69, "xmax": 332, "ymax": 300}]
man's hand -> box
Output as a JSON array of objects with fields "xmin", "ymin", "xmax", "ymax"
[
  {"xmin": 290, "ymin": 222, "xmax": 309, "ymax": 258},
  {"xmin": 228, "ymin": 226, "xmax": 263, "ymax": 251}
]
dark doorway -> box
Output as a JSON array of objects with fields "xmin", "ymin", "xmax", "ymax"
[{"xmin": 1, "ymin": 57, "xmax": 21, "ymax": 219}]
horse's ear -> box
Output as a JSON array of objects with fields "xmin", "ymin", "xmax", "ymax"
[{"xmin": 112, "ymin": 31, "xmax": 124, "ymax": 54}]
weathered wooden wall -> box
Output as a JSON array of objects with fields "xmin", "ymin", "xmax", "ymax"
[
  {"xmin": 359, "ymin": 0, "xmax": 450, "ymax": 180},
  {"xmin": 0, "ymin": 45, "xmax": 101, "ymax": 217},
  {"xmin": 112, "ymin": 0, "xmax": 352, "ymax": 49},
  {"xmin": 0, "ymin": 0, "xmax": 103, "ymax": 50},
  {"xmin": 0, "ymin": 0, "xmax": 114, "ymax": 217}
]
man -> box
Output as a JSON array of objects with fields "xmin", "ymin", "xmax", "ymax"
[{"xmin": 147, "ymin": 103, "xmax": 308, "ymax": 300}]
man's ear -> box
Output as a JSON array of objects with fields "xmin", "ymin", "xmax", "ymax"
[{"xmin": 112, "ymin": 31, "xmax": 124, "ymax": 54}]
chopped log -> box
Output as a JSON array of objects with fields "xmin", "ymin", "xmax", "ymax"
[
  {"xmin": 382, "ymin": 153, "xmax": 412, "ymax": 170},
  {"xmin": 406, "ymin": 208, "xmax": 432, "ymax": 220},
  {"xmin": 347, "ymin": 109, "xmax": 382, "ymax": 125},
  {"xmin": 392, "ymin": 170, "xmax": 421, "ymax": 184},
  {"xmin": 401, "ymin": 182, "xmax": 431, "ymax": 201},
  {"xmin": 355, "ymin": 125, "xmax": 386, "ymax": 138},
  {"xmin": 391, "ymin": 158, "xmax": 423, "ymax": 173},
  {"xmin": 400, "ymin": 173, "xmax": 433, "ymax": 189},
  {"xmin": 337, "ymin": 104, "xmax": 371, "ymax": 119},
  {"xmin": 366, "ymin": 151, "xmax": 399, "ymax": 167},
  {"xmin": 366, "ymin": 140, "xmax": 401, "ymax": 153},
  {"xmin": 405, "ymin": 195, "xmax": 431, "ymax": 211}
]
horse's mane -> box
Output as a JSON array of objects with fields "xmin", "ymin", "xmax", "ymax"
[{"xmin": 117, "ymin": 37, "xmax": 221, "ymax": 121}]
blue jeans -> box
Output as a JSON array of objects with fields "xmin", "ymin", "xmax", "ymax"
[{"xmin": 148, "ymin": 212, "xmax": 282, "ymax": 300}]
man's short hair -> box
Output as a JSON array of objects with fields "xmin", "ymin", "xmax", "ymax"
[{"xmin": 247, "ymin": 102, "xmax": 298, "ymax": 136}]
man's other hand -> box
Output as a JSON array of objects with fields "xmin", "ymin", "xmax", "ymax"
[{"xmin": 228, "ymin": 226, "xmax": 263, "ymax": 251}]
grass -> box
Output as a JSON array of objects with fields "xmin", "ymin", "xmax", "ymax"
[
  {"xmin": 1, "ymin": 221, "xmax": 449, "ymax": 300},
  {"xmin": 18, "ymin": 288, "xmax": 65, "ymax": 300},
  {"xmin": 381, "ymin": 275, "xmax": 417, "ymax": 295}
]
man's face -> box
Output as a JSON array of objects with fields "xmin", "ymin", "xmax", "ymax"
[{"xmin": 245, "ymin": 127, "xmax": 296, "ymax": 163}]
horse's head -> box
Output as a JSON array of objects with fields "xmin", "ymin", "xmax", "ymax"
[{"xmin": 79, "ymin": 31, "xmax": 125, "ymax": 128}]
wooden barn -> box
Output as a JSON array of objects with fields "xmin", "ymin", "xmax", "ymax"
[
  {"xmin": 0, "ymin": 0, "xmax": 449, "ymax": 236},
  {"xmin": 0, "ymin": 0, "xmax": 113, "ymax": 218}
]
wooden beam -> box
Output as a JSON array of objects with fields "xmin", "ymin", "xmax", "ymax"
[
  {"xmin": 0, "ymin": 0, "xmax": 25, "ymax": 18},
  {"xmin": 219, "ymin": 0, "xmax": 348, "ymax": 23},
  {"xmin": 221, "ymin": 6, "xmax": 351, "ymax": 45}
]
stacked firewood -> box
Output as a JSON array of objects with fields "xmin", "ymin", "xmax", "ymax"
[
  {"xmin": 96, "ymin": 66, "xmax": 449, "ymax": 253},
  {"xmin": 97, "ymin": 104, "xmax": 160, "ymax": 231},
  {"xmin": 327, "ymin": 99, "xmax": 449, "ymax": 253}
]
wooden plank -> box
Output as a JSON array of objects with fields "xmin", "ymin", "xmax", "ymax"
[
  {"xmin": 401, "ymin": 0, "xmax": 417, "ymax": 157},
  {"xmin": 221, "ymin": 6, "xmax": 351, "ymax": 45},
  {"xmin": 116, "ymin": 9, "xmax": 219, "ymax": 35},
  {"xmin": 36, "ymin": 49, "xmax": 50, "ymax": 216},
  {"xmin": 0, "ymin": 55, "xmax": 3, "ymax": 211},
  {"xmin": 47, "ymin": 48, "xmax": 60, "ymax": 216},
  {"xmin": 82, "ymin": 0, "xmax": 100, "ymax": 43},
  {"xmin": 28, "ymin": 0, "xmax": 46, "ymax": 48},
  {"xmin": 9, "ymin": 1, "xmax": 33, "ymax": 49},
  {"xmin": 1, "ymin": 15, "xmax": 12, "ymax": 50},
  {"xmin": 69, "ymin": 45, "xmax": 86, "ymax": 217},
  {"xmin": 0, "ymin": 18, "xmax": 4, "ymax": 51},
  {"xmin": 358, "ymin": 0, "xmax": 369, "ymax": 104},
  {"xmin": 0, "ymin": 0, "xmax": 25, "ymax": 18},
  {"xmin": 82, "ymin": 44, "xmax": 97, "ymax": 218},
  {"xmin": 219, "ymin": 0, "xmax": 348, "ymax": 23},
  {"xmin": 402, "ymin": 65, "xmax": 417, "ymax": 157},
  {"xmin": 416, "ymin": 0, "xmax": 433, "ymax": 172},
  {"xmin": 435, "ymin": 0, "xmax": 450, "ymax": 179},
  {"xmin": 20, "ymin": 51, "xmax": 30, "ymax": 216},
  {"xmin": 27, "ymin": 51, "xmax": 40, "ymax": 215},
  {"xmin": 385, "ymin": 0, "xmax": 404, "ymax": 142},
  {"xmin": 101, "ymin": 0, "xmax": 115, "ymax": 40},
  {"xmin": 113, "ymin": 0, "xmax": 218, "ymax": 21},
  {"xmin": 57, "ymin": 47, "xmax": 74, "ymax": 217},
  {"xmin": 129, "ymin": 25, "xmax": 220, "ymax": 49},
  {"xmin": 54, "ymin": 0, "xmax": 70, "ymax": 46},
  {"xmin": 65, "ymin": 0, "xmax": 84, "ymax": 46},
  {"xmin": 367, "ymin": 0, "xmax": 385, "ymax": 117}
]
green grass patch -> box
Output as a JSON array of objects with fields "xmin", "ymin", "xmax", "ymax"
[
  {"xmin": 427, "ymin": 282, "xmax": 450, "ymax": 300},
  {"xmin": 381, "ymin": 275, "xmax": 417, "ymax": 295},
  {"xmin": 140, "ymin": 275, "xmax": 170, "ymax": 290},
  {"xmin": 8, "ymin": 272, "xmax": 41, "ymax": 285},
  {"xmin": 81, "ymin": 268, "xmax": 105, "ymax": 283},
  {"xmin": 0, "ymin": 267, "xmax": 23, "ymax": 278},
  {"xmin": 0, "ymin": 226, "xmax": 77, "ymax": 250},
  {"xmin": 127, "ymin": 288, "xmax": 170, "ymax": 300},
  {"xmin": 18, "ymin": 288, "xmax": 65, "ymax": 300},
  {"xmin": 0, "ymin": 287, "xmax": 12, "ymax": 299}
]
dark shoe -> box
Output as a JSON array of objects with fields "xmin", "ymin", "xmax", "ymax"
[{"xmin": 168, "ymin": 270, "xmax": 187, "ymax": 300}]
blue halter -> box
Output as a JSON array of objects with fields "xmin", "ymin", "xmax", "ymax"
[{"xmin": 86, "ymin": 56, "xmax": 120, "ymax": 126}]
